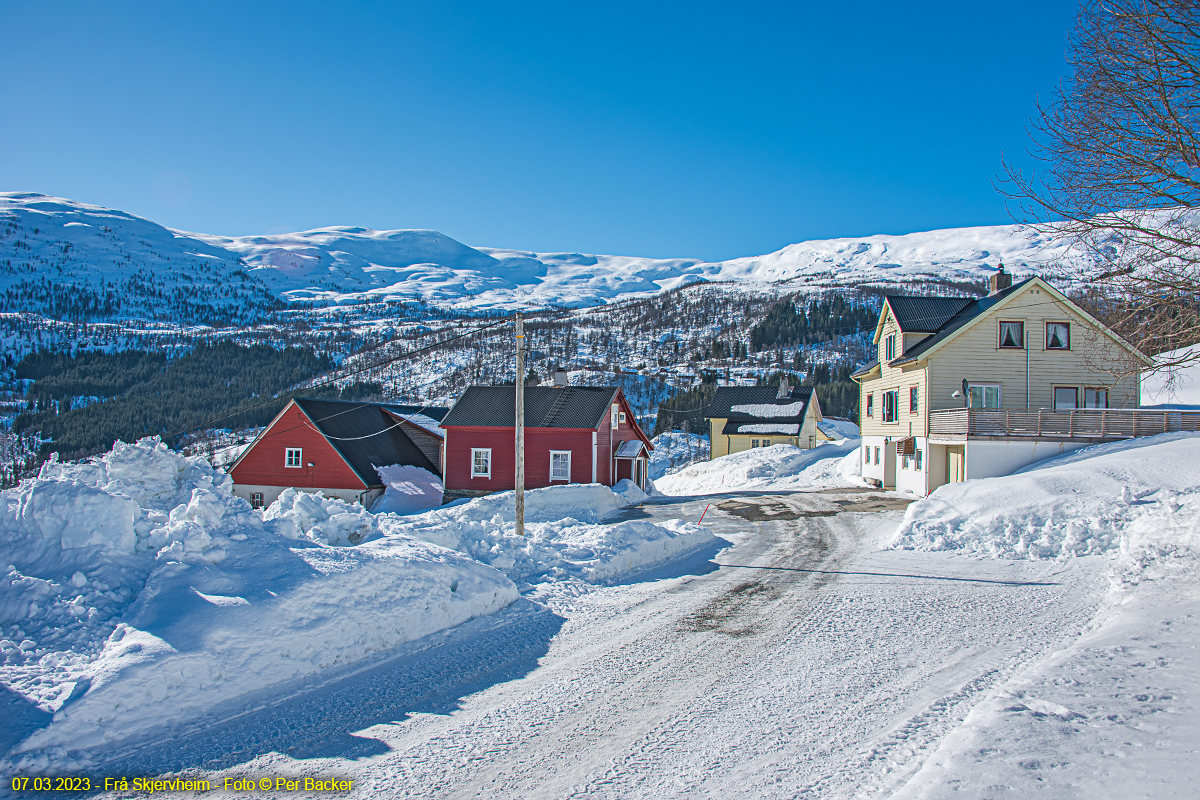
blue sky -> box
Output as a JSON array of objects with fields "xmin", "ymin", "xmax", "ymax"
[{"xmin": 0, "ymin": 1, "xmax": 1080, "ymax": 260}]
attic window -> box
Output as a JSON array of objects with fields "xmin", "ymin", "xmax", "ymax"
[
  {"xmin": 285, "ymin": 448, "xmax": 302, "ymax": 468},
  {"xmin": 884, "ymin": 334, "xmax": 896, "ymax": 361},
  {"xmin": 1046, "ymin": 322, "xmax": 1070, "ymax": 350},
  {"xmin": 999, "ymin": 321, "xmax": 1024, "ymax": 349},
  {"xmin": 619, "ymin": 411, "xmax": 626, "ymax": 424}
]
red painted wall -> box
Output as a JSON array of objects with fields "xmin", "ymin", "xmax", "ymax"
[
  {"xmin": 230, "ymin": 403, "xmax": 367, "ymax": 490},
  {"xmin": 443, "ymin": 390, "xmax": 653, "ymax": 492}
]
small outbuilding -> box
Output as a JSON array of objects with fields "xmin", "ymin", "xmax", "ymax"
[
  {"xmin": 440, "ymin": 384, "xmax": 653, "ymax": 497},
  {"xmin": 704, "ymin": 379, "xmax": 824, "ymax": 459},
  {"xmin": 228, "ymin": 398, "xmax": 446, "ymax": 509}
]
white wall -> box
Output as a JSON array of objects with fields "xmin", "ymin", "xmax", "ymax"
[
  {"xmin": 894, "ymin": 437, "xmax": 928, "ymax": 495},
  {"xmin": 232, "ymin": 484, "xmax": 384, "ymax": 509},
  {"xmin": 964, "ymin": 440, "xmax": 1089, "ymax": 481}
]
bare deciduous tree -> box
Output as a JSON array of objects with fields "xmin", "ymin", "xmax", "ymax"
[{"xmin": 1004, "ymin": 0, "xmax": 1200, "ymax": 377}]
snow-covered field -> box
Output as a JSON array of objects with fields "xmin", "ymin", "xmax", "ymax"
[
  {"xmin": 655, "ymin": 439, "xmax": 863, "ymax": 495},
  {"xmin": 0, "ymin": 440, "xmax": 706, "ymax": 771},
  {"xmin": 648, "ymin": 431, "xmax": 710, "ymax": 480},
  {"xmin": 885, "ymin": 432, "xmax": 1200, "ymax": 796},
  {"xmin": 2, "ymin": 431, "xmax": 1198, "ymax": 796}
]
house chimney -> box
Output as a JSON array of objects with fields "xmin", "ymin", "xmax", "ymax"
[
  {"xmin": 777, "ymin": 376, "xmax": 790, "ymax": 399},
  {"xmin": 989, "ymin": 262, "xmax": 1013, "ymax": 295},
  {"xmin": 553, "ymin": 370, "xmax": 568, "ymax": 387}
]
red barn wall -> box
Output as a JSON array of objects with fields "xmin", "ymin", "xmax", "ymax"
[
  {"xmin": 231, "ymin": 403, "xmax": 366, "ymax": 490},
  {"xmin": 444, "ymin": 426, "xmax": 600, "ymax": 492}
]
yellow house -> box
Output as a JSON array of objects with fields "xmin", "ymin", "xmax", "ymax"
[
  {"xmin": 705, "ymin": 381, "xmax": 824, "ymax": 459},
  {"xmin": 852, "ymin": 268, "xmax": 1161, "ymax": 495}
]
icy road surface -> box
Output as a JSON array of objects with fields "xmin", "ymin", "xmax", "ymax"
[{"xmin": 97, "ymin": 489, "xmax": 1106, "ymax": 798}]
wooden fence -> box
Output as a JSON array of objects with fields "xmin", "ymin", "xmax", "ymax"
[{"xmin": 928, "ymin": 408, "xmax": 1200, "ymax": 439}]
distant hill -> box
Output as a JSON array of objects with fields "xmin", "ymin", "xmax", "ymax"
[{"xmin": 1, "ymin": 192, "xmax": 1093, "ymax": 322}]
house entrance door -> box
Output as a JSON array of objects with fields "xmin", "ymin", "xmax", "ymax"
[{"xmin": 946, "ymin": 446, "xmax": 965, "ymax": 483}]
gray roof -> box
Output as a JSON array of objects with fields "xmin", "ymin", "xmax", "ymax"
[
  {"xmin": 442, "ymin": 386, "xmax": 620, "ymax": 429},
  {"xmin": 850, "ymin": 358, "xmax": 879, "ymax": 379},
  {"xmin": 892, "ymin": 279, "xmax": 1034, "ymax": 365},
  {"xmin": 615, "ymin": 440, "xmax": 647, "ymax": 458},
  {"xmin": 379, "ymin": 403, "xmax": 449, "ymax": 422},
  {"xmin": 293, "ymin": 398, "xmax": 441, "ymax": 484},
  {"xmin": 884, "ymin": 296, "xmax": 974, "ymax": 333},
  {"xmin": 705, "ymin": 386, "xmax": 813, "ymax": 424}
]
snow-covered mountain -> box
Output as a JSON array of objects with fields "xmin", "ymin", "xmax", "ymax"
[{"xmin": 1, "ymin": 192, "xmax": 1087, "ymax": 319}]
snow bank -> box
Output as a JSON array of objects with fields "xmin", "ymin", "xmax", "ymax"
[
  {"xmin": 648, "ymin": 432, "xmax": 709, "ymax": 480},
  {"xmin": 1142, "ymin": 344, "xmax": 1200, "ymax": 407},
  {"xmin": 890, "ymin": 433, "xmax": 1200, "ymax": 567},
  {"xmin": 817, "ymin": 417, "xmax": 860, "ymax": 440},
  {"xmin": 0, "ymin": 439, "xmax": 516, "ymax": 769},
  {"xmin": 654, "ymin": 440, "xmax": 863, "ymax": 495},
  {"xmin": 377, "ymin": 483, "xmax": 712, "ymax": 584},
  {"xmin": 370, "ymin": 464, "xmax": 443, "ymax": 515}
]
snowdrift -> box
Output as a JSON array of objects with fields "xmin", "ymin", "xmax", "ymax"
[
  {"xmin": 0, "ymin": 440, "xmax": 516, "ymax": 769},
  {"xmin": 890, "ymin": 433, "xmax": 1200, "ymax": 568},
  {"xmin": 377, "ymin": 483, "xmax": 712, "ymax": 584},
  {"xmin": 654, "ymin": 440, "xmax": 863, "ymax": 496}
]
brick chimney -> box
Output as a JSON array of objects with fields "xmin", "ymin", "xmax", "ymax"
[{"xmin": 989, "ymin": 262, "xmax": 1013, "ymax": 295}]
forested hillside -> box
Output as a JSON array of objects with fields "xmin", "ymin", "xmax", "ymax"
[{"xmin": 13, "ymin": 343, "xmax": 336, "ymax": 458}]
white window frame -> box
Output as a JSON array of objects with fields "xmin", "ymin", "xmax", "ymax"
[
  {"xmin": 611, "ymin": 404, "xmax": 619, "ymax": 429},
  {"xmin": 884, "ymin": 334, "xmax": 896, "ymax": 361},
  {"xmin": 618, "ymin": 411, "xmax": 626, "ymax": 424},
  {"xmin": 250, "ymin": 492, "xmax": 264, "ymax": 509},
  {"xmin": 882, "ymin": 390, "xmax": 899, "ymax": 422},
  {"xmin": 549, "ymin": 450, "xmax": 571, "ymax": 482},
  {"xmin": 471, "ymin": 447, "xmax": 492, "ymax": 479},
  {"xmin": 967, "ymin": 384, "xmax": 1002, "ymax": 409},
  {"xmin": 751, "ymin": 439, "xmax": 760, "ymax": 448},
  {"xmin": 915, "ymin": 449, "xmax": 923, "ymax": 471},
  {"xmin": 285, "ymin": 447, "xmax": 303, "ymax": 468},
  {"xmin": 762, "ymin": 439, "xmax": 771, "ymax": 447}
]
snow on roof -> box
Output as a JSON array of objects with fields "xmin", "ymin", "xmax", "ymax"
[
  {"xmin": 730, "ymin": 401, "xmax": 805, "ymax": 418},
  {"xmin": 736, "ymin": 423, "xmax": 800, "ymax": 435}
]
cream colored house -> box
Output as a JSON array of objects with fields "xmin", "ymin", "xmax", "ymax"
[
  {"xmin": 705, "ymin": 382, "xmax": 824, "ymax": 459},
  {"xmin": 852, "ymin": 268, "xmax": 1163, "ymax": 495}
]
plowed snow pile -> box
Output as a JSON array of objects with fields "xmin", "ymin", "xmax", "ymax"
[
  {"xmin": 890, "ymin": 432, "xmax": 1200, "ymax": 568},
  {"xmin": 377, "ymin": 481, "xmax": 711, "ymax": 583},
  {"xmin": 654, "ymin": 440, "xmax": 863, "ymax": 495},
  {"xmin": 0, "ymin": 439, "xmax": 517, "ymax": 771}
]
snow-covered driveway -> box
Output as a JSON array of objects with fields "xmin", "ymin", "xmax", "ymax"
[{"xmin": 99, "ymin": 489, "xmax": 1106, "ymax": 798}]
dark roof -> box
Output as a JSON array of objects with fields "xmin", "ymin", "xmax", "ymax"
[
  {"xmin": 850, "ymin": 358, "xmax": 879, "ymax": 380},
  {"xmin": 379, "ymin": 403, "xmax": 449, "ymax": 422},
  {"xmin": 884, "ymin": 296, "xmax": 975, "ymax": 333},
  {"xmin": 892, "ymin": 279, "xmax": 1035, "ymax": 365},
  {"xmin": 720, "ymin": 420, "xmax": 801, "ymax": 435},
  {"xmin": 442, "ymin": 386, "xmax": 619, "ymax": 429},
  {"xmin": 292, "ymin": 398, "xmax": 440, "ymax": 484},
  {"xmin": 704, "ymin": 386, "xmax": 814, "ymax": 424}
]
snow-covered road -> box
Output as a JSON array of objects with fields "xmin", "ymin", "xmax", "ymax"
[{"xmin": 95, "ymin": 489, "xmax": 1108, "ymax": 798}]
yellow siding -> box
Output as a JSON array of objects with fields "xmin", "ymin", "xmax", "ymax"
[
  {"xmin": 859, "ymin": 305, "xmax": 930, "ymax": 439},
  {"xmin": 925, "ymin": 286, "xmax": 1141, "ymax": 412}
]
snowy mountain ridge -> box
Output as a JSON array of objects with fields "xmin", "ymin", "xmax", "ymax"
[{"xmin": 2, "ymin": 192, "xmax": 1086, "ymax": 318}]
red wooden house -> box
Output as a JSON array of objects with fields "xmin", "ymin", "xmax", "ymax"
[
  {"xmin": 228, "ymin": 398, "xmax": 445, "ymax": 509},
  {"xmin": 440, "ymin": 385, "xmax": 653, "ymax": 497}
]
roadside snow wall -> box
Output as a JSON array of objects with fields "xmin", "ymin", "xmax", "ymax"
[
  {"xmin": 0, "ymin": 439, "xmax": 516, "ymax": 770},
  {"xmin": 377, "ymin": 483, "xmax": 712, "ymax": 583},
  {"xmin": 655, "ymin": 440, "xmax": 863, "ymax": 495},
  {"xmin": 890, "ymin": 433, "xmax": 1200, "ymax": 570}
]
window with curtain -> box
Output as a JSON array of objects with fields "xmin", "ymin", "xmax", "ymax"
[
  {"xmin": 999, "ymin": 321, "xmax": 1024, "ymax": 348},
  {"xmin": 1046, "ymin": 322, "xmax": 1071, "ymax": 350}
]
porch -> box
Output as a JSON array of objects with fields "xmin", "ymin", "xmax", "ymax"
[{"xmin": 929, "ymin": 407, "xmax": 1200, "ymax": 442}]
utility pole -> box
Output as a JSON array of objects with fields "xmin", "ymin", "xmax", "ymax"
[{"xmin": 515, "ymin": 312, "xmax": 525, "ymax": 536}]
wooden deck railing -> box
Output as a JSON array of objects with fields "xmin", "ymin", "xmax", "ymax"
[{"xmin": 928, "ymin": 408, "xmax": 1200, "ymax": 439}]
